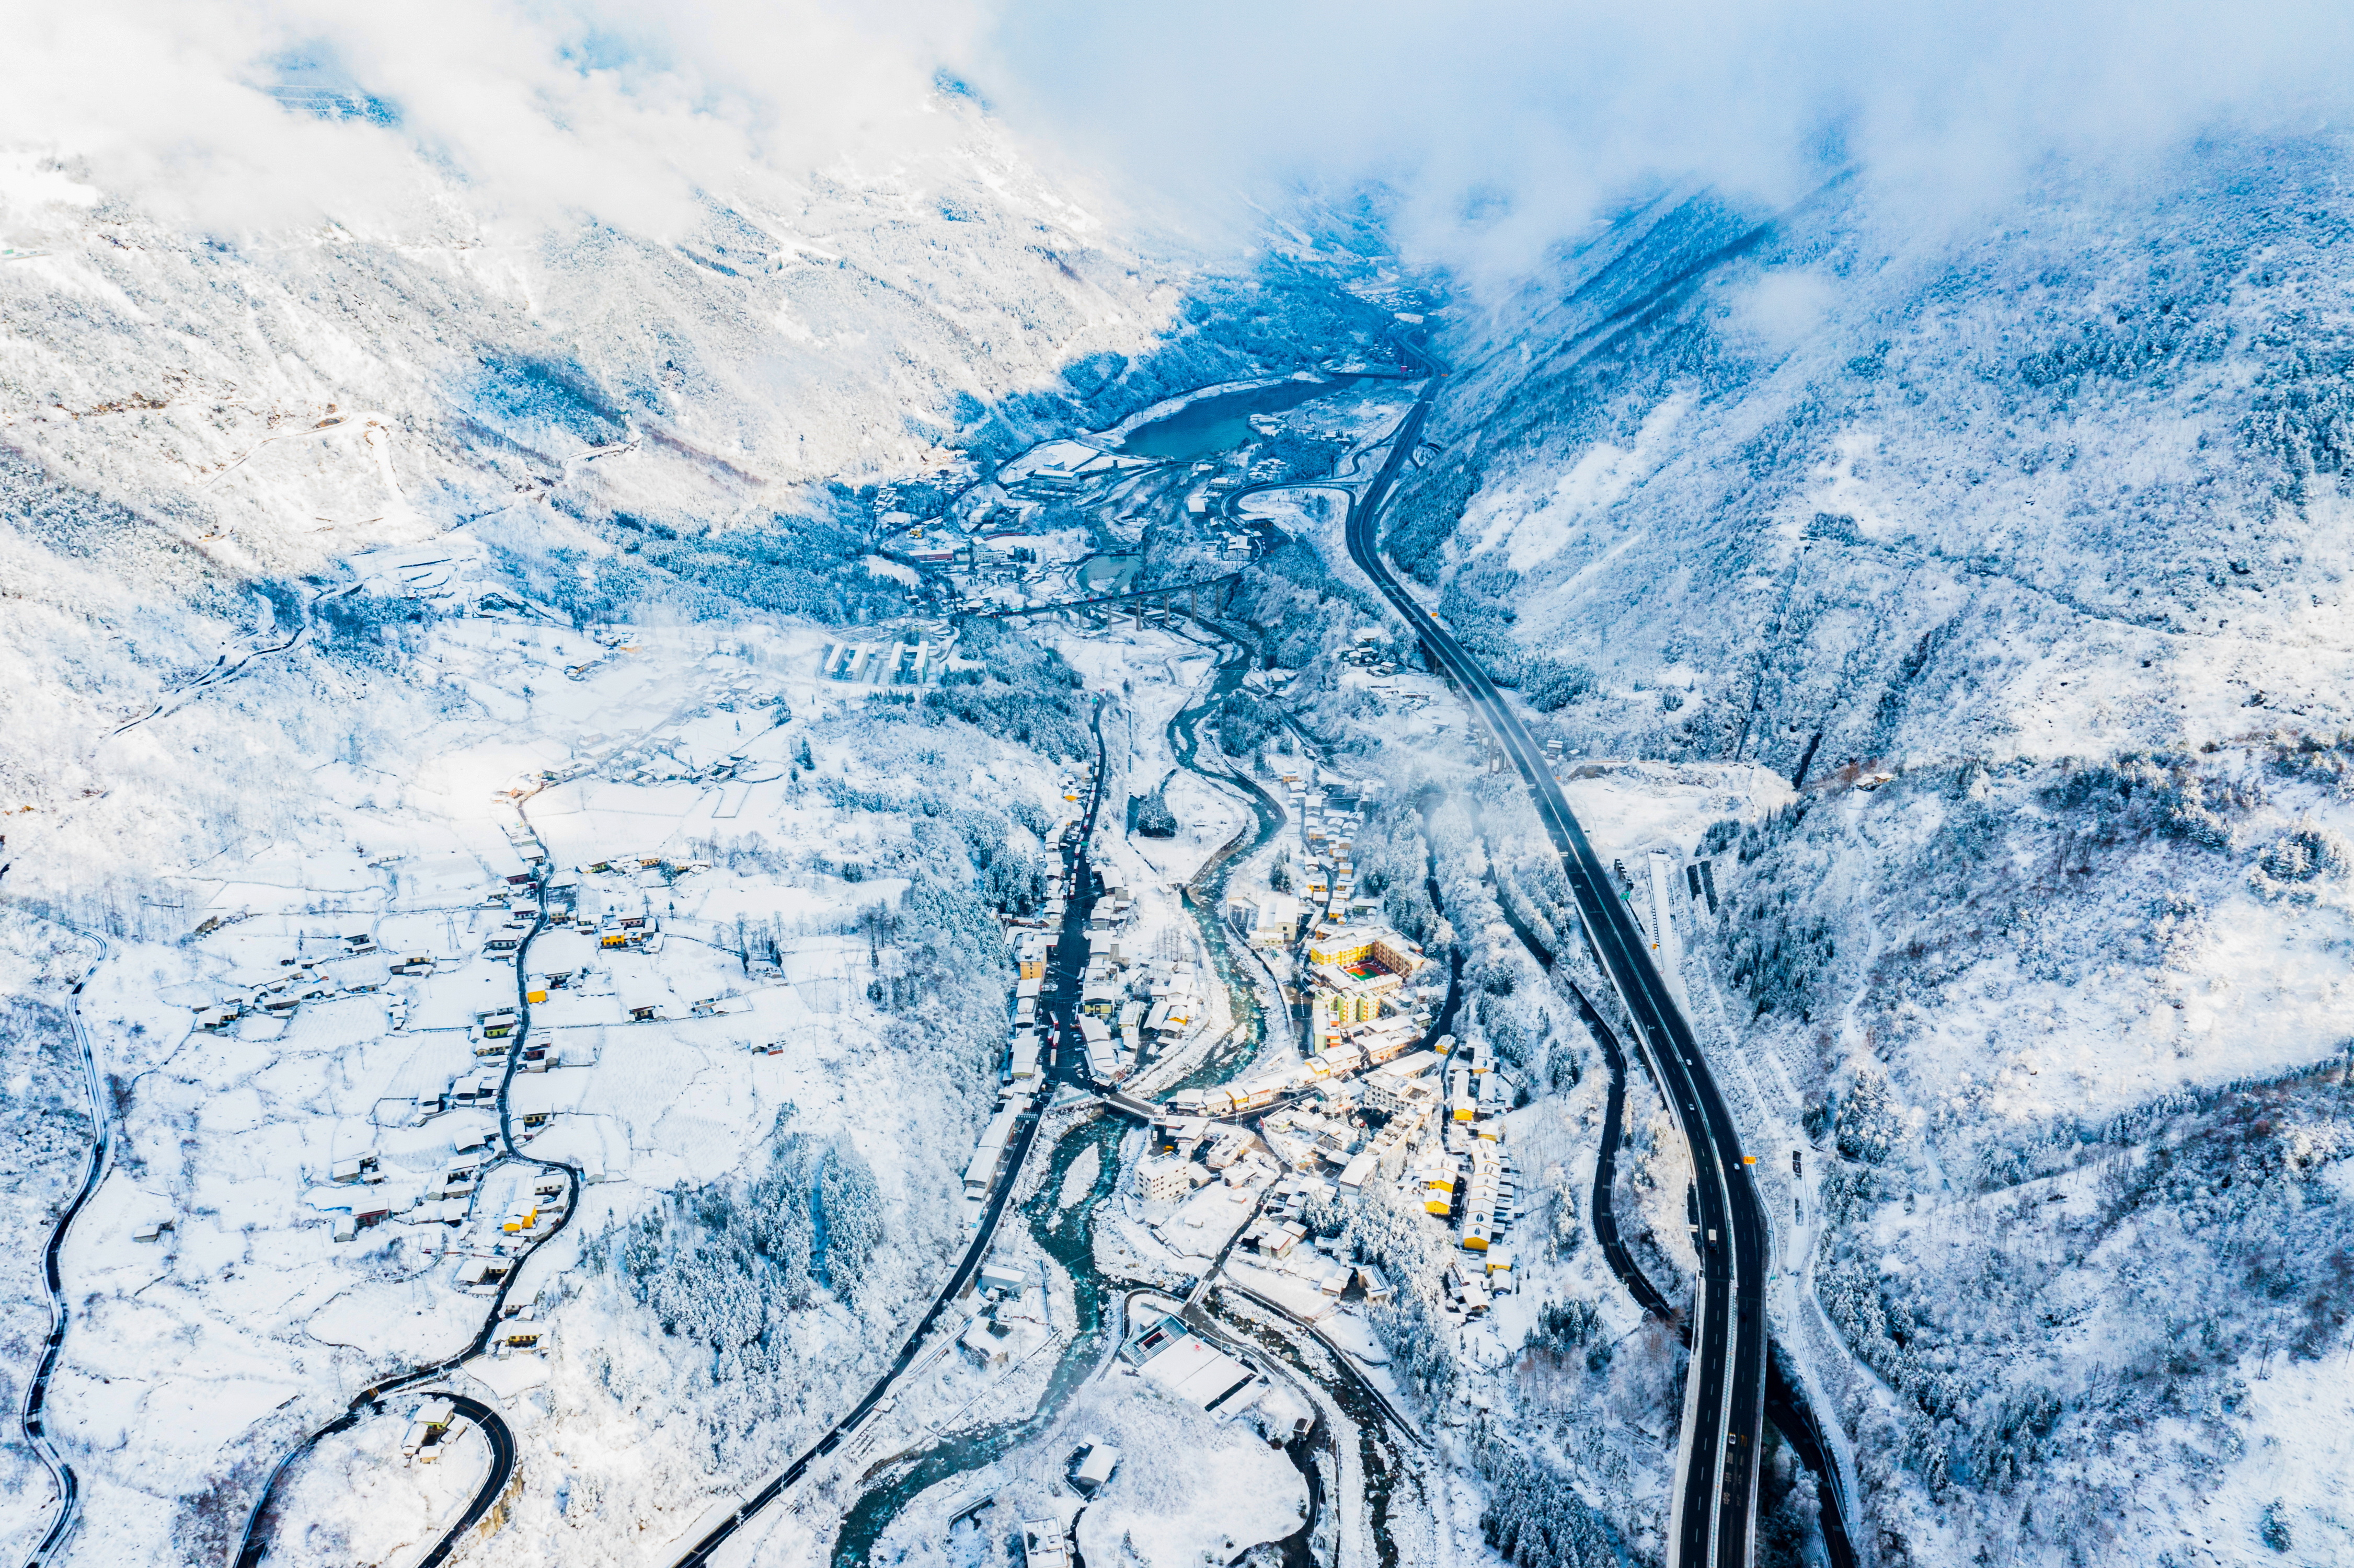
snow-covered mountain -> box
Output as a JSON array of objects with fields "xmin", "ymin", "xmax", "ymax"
[
  {"xmin": 1367, "ymin": 138, "xmax": 2354, "ymax": 1564},
  {"xmin": 0, "ymin": 89, "xmax": 1400, "ymax": 1567},
  {"xmin": 8, "ymin": 54, "xmax": 2354, "ymax": 1568}
]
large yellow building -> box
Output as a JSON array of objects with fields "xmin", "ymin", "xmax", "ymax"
[{"xmin": 1304, "ymin": 926, "xmax": 1425, "ymax": 980}]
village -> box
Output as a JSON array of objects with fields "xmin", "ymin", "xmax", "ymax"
[{"xmin": 38, "ymin": 370, "xmax": 1626, "ymax": 1568}]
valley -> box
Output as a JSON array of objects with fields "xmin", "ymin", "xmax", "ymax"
[{"xmin": 5, "ymin": 86, "xmax": 2354, "ymax": 1568}]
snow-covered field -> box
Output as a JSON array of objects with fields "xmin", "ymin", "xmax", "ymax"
[{"xmin": 14, "ymin": 609, "xmax": 1093, "ymax": 1565}]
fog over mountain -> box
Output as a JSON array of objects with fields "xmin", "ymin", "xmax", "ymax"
[{"xmin": 4, "ymin": 8, "xmax": 2354, "ymax": 1568}]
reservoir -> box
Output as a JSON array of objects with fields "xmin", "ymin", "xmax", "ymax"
[{"xmin": 1120, "ymin": 378, "xmax": 1350, "ymax": 460}]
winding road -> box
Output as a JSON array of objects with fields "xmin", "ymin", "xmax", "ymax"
[
  {"xmin": 17, "ymin": 936, "xmax": 111, "ymax": 1568},
  {"xmin": 232, "ymin": 894, "xmax": 568, "ymax": 1568}
]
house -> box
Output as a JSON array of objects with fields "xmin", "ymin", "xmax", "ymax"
[
  {"xmin": 1304, "ymin": 925, "xmax": 1425, "ymax": 980},
  {"xmin": 401, "ymin": 1398, "xmax": 457, "ymax": 1460},
  {"xmin": 1138, "ymin": 1154, "xmax": 1196, "ymax": 1203},
  {"xmin": 457, "ymin": 1256, "xmax": 511, "ymax": 1289},
  {"xmin": 329, "ymin": 1152, "xmax": 382, "ymax": 1184},
  {"xmin": 1362, "ymin": 1053, "xmax": 1441, "ymax": 1116},
  {"xmin": 964, "ymin": 1108, "xmax": 1018, "ymax": 1196},
  {"xmin": 960, "ymin": 1315, "xmax": 1013, "ymax": 1367},
  {"xmin": 1229, "ymin": 891, "xmax": 1304, "ymax": 947},
  {"xmin": 1078, "ymin": 1014, "xmax": 1121, "ymax": 1082},
  {"xmin": 497, "ymin": 1318, "xmax": 549, "ymax": 1354},
  {"xmin": 1015, "ymin": 931, "xmax": 1048, "ymax": 981},
  {"xmin": 430, "ymin": 1163, "xmax": 483, "ymax": 1199},
  {"xmin": 1071, "ymin": 1443, "xmax": 1121, "ymax": 1493},
  {"xmin": 977, "ymin": 1260, "xmax": 1029, "ymax": 1296},
  {"xmin": 1020, "ymin": 1520, "xmax": 1072, "ymax": 1568},
  {"xmin": 1124, "ymin": 1316, "xmax": 1262, "ymax": 1416}
]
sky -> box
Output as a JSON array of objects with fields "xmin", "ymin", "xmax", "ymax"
[{"xmin": 4, "ymin": 0, "xmax": 2354, "ymax": 270}]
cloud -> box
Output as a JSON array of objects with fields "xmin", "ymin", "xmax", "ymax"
[
  {"xmin": 960, "ymin": 0, "xmax": 2354, "ymax": 275},
  {"xmin": 0, "ymin": 0, "xmax": 979, "ymax": 237},
  {"xmin": 4, "ymin": 0, "xmax": 2353, "ymax": 271}
]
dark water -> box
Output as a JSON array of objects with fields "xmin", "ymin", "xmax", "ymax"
[
  {"xmin": 1164, "ymin": 647, "xmax": 1292, "ymax": 1093},
  {"xmin": 1213, "ymin": 1299, "xmax": 1408, "ymax": 1568},
  {"xmin": 829, "ymin": 1116, "xmax": 1129, "ymax": 1568},
  {"xmin": 1076, "ymin": 554, "xmax": 1141, "ymax": 594},
  {"xmin": 828, "ymin": 418, "xmax": 1373, "ymax": 1566},
  {"xmin": 1121, "ymin": 380, "xmax": 1349, "ymax": 460}
]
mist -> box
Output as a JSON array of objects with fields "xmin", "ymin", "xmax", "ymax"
[
  {"xmin": 969, "ymin": 0, "xmax": 2354, "ymax": 276},
  {"xmin": 5, "ymin": 0, "xmax": 2354, "ymax": 270}
]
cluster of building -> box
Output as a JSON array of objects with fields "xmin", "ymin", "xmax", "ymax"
[
  {"xmin": 1142, "ymin": 1022, "xmax": 1522, "ymax": 1304},
  {"xmin": 497, "ymin": 810, "xmax": 549, "ymax": 871},
  {"xmin": 1138, "ymin": 1119, "xmax": 1276, "ymax": 1202},
  {"xmin": 1233, "ymin": 1171, "xmax": 1365, "ymax": 1298},
  {"xmin": 557, "ymin": 626, "xmax": 639, "ymax": 683},
  {"xmin": 1002, "ymin": 847, "xmax": 1210, "ymax": 1092},
  {"xmin": 1163, "ymin": 926, "xmax": 1427, "ymax": 1124},
  {"xmin": 1302, "ymin": 926, "xmax": 1428, "ymax": 1044},
  {"xmin": 1405, "ymin": 1036, "xmax": 1523, "ymax": 1279},
  {"xmin": 1220, "ymin": 779, "xmax": 1379, "ymax": 940},
  {"xmin": 192, "ymin": 933, "xmax": 398, "ymax": 1032}
]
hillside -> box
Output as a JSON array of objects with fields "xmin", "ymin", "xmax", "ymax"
[{"xmin": 1373, "ymin": 138, "xmax": 2354, "ymax": 1564}]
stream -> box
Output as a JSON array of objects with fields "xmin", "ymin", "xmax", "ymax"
[{"xmin": 1164, "ymin": 636, "xmax": 1292, "ymax": 1092}]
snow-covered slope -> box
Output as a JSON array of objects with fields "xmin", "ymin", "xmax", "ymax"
[
  {"xmin": 0, "ymin": 90, "xmax": 1387, "ymax": 1568},
  {"xmin": 1393, "ymin": 140, "xmax": 2354, "ymax": 769},
  {"xmin": 1372, "ymin": 137, "xmax": 2354, "ymax": 1565}
]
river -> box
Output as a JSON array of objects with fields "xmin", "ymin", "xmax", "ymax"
[{"xmin": 829, "ymin": 383, "xmax": 1416, "ymax": 1567}]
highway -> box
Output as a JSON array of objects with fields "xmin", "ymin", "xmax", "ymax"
[
  {"xmin": 1498, "ymin": 891, "xmax": 1858, "ymax": 1568},
  {"xmin": 1342, "ymin": 342, "xmax": 1769, "ymax": 1568}
]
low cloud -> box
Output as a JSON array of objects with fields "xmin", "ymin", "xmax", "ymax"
[
  {"xmin": 4, "ymin": 1, "xmax": 2353, "ymax": 271},
  {"xmin": 0, "ymin": 0, "xmax": 978, "ymax": 237},
  {"xmin": 964, "ymin": 0, "xmax": 2354, "ymax": 275}
]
